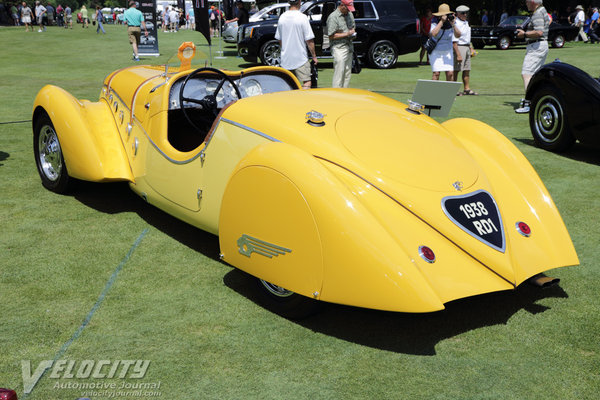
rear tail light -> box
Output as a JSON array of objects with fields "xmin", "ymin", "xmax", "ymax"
[
  {"xmin": 416, "ymin": 18, "xmax": 420, "ymax": 34},
  {"xmin": 418, "ymin": 246, "xmax": 436, "ymax": 263},
  {"xmin": 516, "ymin": 221, "xmax": 531, "ymax": 237}
]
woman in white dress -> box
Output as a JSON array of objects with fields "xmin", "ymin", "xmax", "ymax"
[
  {"xmin": 21, "ymin": 2, "xmax": 33, "ymax": 32},
  {"xmin": 429, "ymin": 4, "xmax": 461, "ymax": 81}
]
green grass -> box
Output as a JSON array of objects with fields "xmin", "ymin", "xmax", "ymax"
[{"xmin": 1, "ymin": 24, "xmax": 599, "ymax": 399}]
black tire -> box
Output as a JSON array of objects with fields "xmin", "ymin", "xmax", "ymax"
[
  {"xmin": 529, "ymin": 85, "xmax": 575, "ymax": 152},
  {"xmin": 368, "ymin": 39, "xmax": 398, "ymax": 69},
  {"xmin": 551, "ymin": 33, "xmax": 565, "ymax": 48},
  {"xmin": 472, "ymin": 40, "xmax": 485, "ymax": 49},
  {"xmin": 33, "ymin": 112, "xmax": 73, "ymax": 193},
  {"xmin": 496, "ymin": 35, "xmax": 511, "ymax": 50},
  {"xmin": 255, "ymin": 278, "xmax": 320, "ymax": 319},
  {"xmin": 259, "ymin": 40, "xmax": 281, "ymax": 66}
]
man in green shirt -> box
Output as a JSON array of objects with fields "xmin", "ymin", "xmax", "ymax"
[
  {"xmin": 123, "ymin": 1, "xmax": 148, "ymax": 61},
  {"xmin": 326, "ymin": 0, "xmax": 355, "ymax": 88}
]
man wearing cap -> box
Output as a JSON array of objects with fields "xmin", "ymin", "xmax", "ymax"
[
  {"xmin": 452, "ymin": 5, "xmax": 477, "ymax": 95},
  {"xmin": 515, "ymin": 0, "xmax": 550, "ymax": 113},
  {"xmin": 275, "ymin": 0, "xmax": 318, "ymax": 89},
  {"xmin": 327, "ymin": 0, "xmax": 355, "ymax": 88},
  {"xmin": 573, "ymin": 5, "xmax": 588, "ymax": 42},
  {"xmin": 226, "ymin": 1, "xmax": 249, "ymax": 26},
  {"xmin": 123, "ymin": 1, "xmax": 148, "ymax": 62}
]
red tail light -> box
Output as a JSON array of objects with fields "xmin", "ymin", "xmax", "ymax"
[
  {"xmin": 418, "ymin": 246, "xmax": 436, "ymax": 263},
  {"xmin": 516, "ymin": 221, "xmax": 531, "ymax": 237},
  {"xmin": 416, "ymin": 18, "xmax": 420, "ymax": 34}
]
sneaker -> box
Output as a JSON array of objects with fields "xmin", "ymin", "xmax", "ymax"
[
  {"xmin": 133, "ymin": 56, "xmax": 140, "ymax": 62},
  {"xmin": 515, "ymin": 99, "xmax": 530, "ymax": 114},
  {"xmin": 38, "ymin": 29, "xmax": 42, "ymax": 32}
]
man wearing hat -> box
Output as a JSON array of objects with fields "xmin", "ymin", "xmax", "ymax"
[
  {"xmin": 573, "ymin": 5, "xmax": 588, "ymax": 42},
  {"xmin": 327, "ymin": 0, "xmax": 356, "ymax": 88},
  {"xmin": 123, "ymin": 1, "xmax": 148, "ymax": 62},
  {"xmin": 515, "ymin": 0, "xmax": 550, "ymax": 113},
  {"xmin": 276, "ymin": 0, "xmax": 318, "ymax": 89},
  {"xmin": 452, "ymin": 5, "xmax": 477, "ymax": 95}
]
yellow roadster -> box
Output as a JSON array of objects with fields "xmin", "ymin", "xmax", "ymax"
[{"xmin": 33, "ymin": 43, "xmax": 578, "ymax": 318}]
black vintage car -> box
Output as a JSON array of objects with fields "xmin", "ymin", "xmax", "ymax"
[
  {"xmin": 471, "ymin": 15, "xmax": 578, "ymax": 50},
  {"xmin": 526, "ymin": 61, "xmax": 600, "ymax": 152},
  {"xmin": 237, "ymin": 0, "xmax": 421, "ymax": 69}
]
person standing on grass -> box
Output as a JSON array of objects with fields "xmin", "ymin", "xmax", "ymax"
[
  {"xmin": 124, "ymin": 0, "xmax": 148, "ymax": 61},
  {"xmin": 429, "ymin": 3, "xmax": 461, "ymax": 82},
  {"xmin": 81, "ymin": 5, "xmax": 89, "ymax": 28},
  {"xmin": 515, "ymin": 0, "xmax": 550, "ymax": 114},
  {"xmin": 35, "ymin": 1, "xmax": 46, "ymax": 32},
  {"xmin": 64, "ymin": 4, "xmax": 72, "ymax": 28},
  {"xmin": 21, "ymin": 1, "xmax": 32, "ymax": 31},
  {"xmin": 275, "ymin": 0, "xmax": 317, "ymax": 89},
  {"xmin": 45, "ymin": 2, "xmax": 54, "ymax": 26},
  {"xmin": 95, "ymin": 6, "xmax": 105, "ymax": 34},
  {"xmin": 11, "ymin": 3, "xmax": 19, "ymax": 25},
  {"xmin": 327, "ymin": 0, "xmax": 355, "ymax": 88},
  {"xmin": 452, "ymin": 5, "xmax": 477, "ymax": 95}
]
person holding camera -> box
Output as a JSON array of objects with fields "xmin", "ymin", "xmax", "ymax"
[{"xmin": 429, "ymin": 4, "xmax": 461, "ymax": 81}]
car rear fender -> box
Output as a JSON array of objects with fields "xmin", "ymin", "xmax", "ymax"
[
  {"xmin": 218, "ymin": 141, "xmax": 448, "ymax": 313},
  {"xmin": 442, "ymin": 118, "xmax": 579, "ymax": 284},
  {"xmin": 33, "ymin": 85, "xmax": 133, "ymax": 182}
]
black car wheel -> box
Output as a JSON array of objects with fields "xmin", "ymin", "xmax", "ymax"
[
  {"xmin": 551, "ymin": 34, "xmax": 565, "ymax": 48},
  {"xmin": 255, "ymin": 278, "xmax": 320, "ymax": 319},
  {"xmin": 497, "ymin": 35, "xmax": 511, "ymax": 50},
  {"xmin": 259, "ymin": 40, "xmax": 281, "ymax": 66},
  {"xmin": 33, "ymin": 112, "xmax": 72, "ymax": 193},
  {"xmin": 368, "ymin": 40, "xmax": 398, "ymax": 69},
  {"xmin": 529, "ymin": 85, "xmax": 575, "ymax": 152}
]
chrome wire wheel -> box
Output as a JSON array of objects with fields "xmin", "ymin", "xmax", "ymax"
[
  {"xmin": 553, "ymin": 34, "xmax": 565, "ymax": 48},
  {"xmin": 533, "ymin": 94, "xmax": 564, "ymax": 145},
  {"xmin": 259, "ymin": 279, "xmax": 294, "ymax": 298},
  {"xmin": 37, "ymin": 124, "xmax": 63, "ymax": 182},
  {"xmin": 260, "ymin": 41, "xmax": 281, "ymax": 66},
  {"xmin": 498, "ymin": 36, "xmax": 511, "ymax": 50}
]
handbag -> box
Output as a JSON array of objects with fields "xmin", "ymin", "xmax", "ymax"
[
  {"xmin": 424, "ymin": 28, "xmax": 446, "ymax": 54},
  {"xmin": 351, "ymin": 53, "xmax": 361, "ymax": 74}
]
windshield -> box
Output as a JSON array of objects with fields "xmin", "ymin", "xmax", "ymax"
[
  {"xmin": 500, "ymin": 16, "xmax": 529, "ymax": 27},
  {"xmin": 252, "ymin": 4, "xmax": 288, "ymax": 21}
]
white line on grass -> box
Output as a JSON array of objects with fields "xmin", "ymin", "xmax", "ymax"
[{"xmin": 22, "ymin": 228, "xmax": 149, "ymax": 399}]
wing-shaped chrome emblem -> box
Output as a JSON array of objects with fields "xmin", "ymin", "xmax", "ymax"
[{"xmin": 237, "ymin": 234, "xmax": 292, "ymax": 258}]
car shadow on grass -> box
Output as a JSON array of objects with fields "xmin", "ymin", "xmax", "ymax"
[
  {"xmin": 223, "ymin": 268, "xmax": 569, "ymax": 356},
  {"xmin": 73, "ymin": 181, "xmax": 221, "ymax": 260},
  {"xmin": 0, "ymin": 151, "xmax": 9, "ymax": 166},
  {"xmin": 515, "ymin": 138, "xmax": 600, "ymax": 166}
]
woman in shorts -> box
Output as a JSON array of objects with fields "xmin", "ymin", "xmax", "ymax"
[
  {"xmin": 429, "ymin": 4, "xmax": 461, "ymax": 81},
  {"xmin": 21, "ymin": 2, "xmax": 32, "ymax": 31}
]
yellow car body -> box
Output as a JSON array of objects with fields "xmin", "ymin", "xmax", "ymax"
[{"xmin": 32, "ymin": 48, "xmax": 578, "ymax": 315}]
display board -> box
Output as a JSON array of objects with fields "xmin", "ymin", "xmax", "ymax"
[{"xmin": 139, "ymin": 0, "xmax": 160, "ymax": 56}]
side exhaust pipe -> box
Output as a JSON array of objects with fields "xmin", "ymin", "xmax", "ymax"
[{"xmin": 528, "ymin": 273, "xmax": 560, "ymax": 288}]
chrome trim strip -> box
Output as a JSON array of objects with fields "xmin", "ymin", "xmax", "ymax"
[{"xmin": 220, "ymin": 118, "xmax": 281, "ymax": 143}]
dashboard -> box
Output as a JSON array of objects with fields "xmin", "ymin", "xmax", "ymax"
[{"xmin": 169, "ymin": 72, "xmax": 297, "ymax": 110}]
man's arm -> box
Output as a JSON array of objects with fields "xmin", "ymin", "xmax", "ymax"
[{"xmin": 306, "ymin": 38, "xmax": 317, "ymax": 64}]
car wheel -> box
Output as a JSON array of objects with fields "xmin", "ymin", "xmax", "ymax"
[
  {"xmin": 255, "ymin": 278, "xmax": 320, "ymax": 319},
  {"xmin": 368, "ymin": 40, "xmax": 398, "ymax": 69},
  {"xmin": 259, "ymin": 40, "xmax": 281, "ymax": 66},
  {"xmin": 551, "ymin": 34, "xmax": 565, "ymax": 48},
  {"xmin": 472, "ymin": 40, "xmax": 485, "ymax": 49},
  {"xmin": 497, "ymin": 35, "xmax": 511, "ymax": 50},
  {"xmin": 33, "ymin": 113, "xmax": 72, "ymax": 193},
  {"xmin": 529, "ymin": 85, "xmax": 575, "ymax": 152}
]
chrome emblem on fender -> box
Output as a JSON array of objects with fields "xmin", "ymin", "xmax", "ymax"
[
  {"xmin": 452, "ymin": 181, "xmax": 464, "ymax": 191},
  {"xmin": 237, "ymin": 235, "xmax": 292, "ymax": 258}
]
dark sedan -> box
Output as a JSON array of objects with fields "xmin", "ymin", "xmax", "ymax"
[{"xmin": 471, "ymin": 16, "xmax": 578, "ymax": 50}]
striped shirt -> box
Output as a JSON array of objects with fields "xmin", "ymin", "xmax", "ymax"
[{"xmin": 527, "ymin": 6, "xmax": 549, "ymax": 40}]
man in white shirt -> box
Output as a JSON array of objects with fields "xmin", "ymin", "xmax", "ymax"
[
  {"xmin": 275, "ymin": 0, "xmax": 317, "ymax": 89},
  {"xmin": 452, "ymin": 5, "xmax": 477, "ymax": 95},
  {"xmin": 573, "ymin": 5, "xmax": 588, "ymax": 42},
  {"xmin": 35, "ymin": 1, "xmax": 46, "ymax": 32}
]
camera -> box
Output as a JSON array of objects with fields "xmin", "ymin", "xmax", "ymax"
[{"xmin": 447, "ymin": 14, "xmax": 454, "ymax": 21}]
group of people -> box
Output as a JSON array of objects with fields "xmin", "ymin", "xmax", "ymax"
[
  {"xmin": 275, "ymin": 0, "xmax": 355, "ymax": 89},
  {"xmin": 14, "ymin": 1, "xmax": 73, "ymax": 31},
  {"xmin": 568, "ymin": 5, "xmax": 600, "ymax": 43},
  {"xmin": 424, "ymin": 0, "xmax": 555, "ymax": 113},
  {"xmin": 160, "ymin": 5, "xmax": 195, "ymax": 33}
]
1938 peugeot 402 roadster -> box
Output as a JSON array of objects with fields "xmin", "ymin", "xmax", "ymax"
[{"xmin": 33, "ymin": 43, "xmax": 578, "ymax": 318}]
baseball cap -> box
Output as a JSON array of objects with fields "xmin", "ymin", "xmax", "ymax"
[{"xmin": 341, "ymin": 0, "xmax": 355, "ymax": 12}]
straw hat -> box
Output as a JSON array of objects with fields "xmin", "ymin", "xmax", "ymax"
[
  {"xmin": 433, "ymin": 3, "xmax": 453, "ymax": 16},
  {"xmin": 575, "ymin": 5, "xmax": 584, "ymax": 11}
]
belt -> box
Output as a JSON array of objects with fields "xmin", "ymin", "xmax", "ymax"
[
  {"xmin": 128, "ymin": 25, "xmax": 140, "ymax": 27},
  {"xmin": 458, "ymin": 44, "xmax": 471, "ymax": 46},
  {"xmin": 527, "ymin": 39, "xmax": 547, "ymax": 44}
]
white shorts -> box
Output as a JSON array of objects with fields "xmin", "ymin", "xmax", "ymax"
[
  {"xmin": 522, "ymin": 41, "xmax": 548, "ymax": 75},
  {"xmin": 430, "ymin": 49, "xmax": 454, "ymax": 72}
]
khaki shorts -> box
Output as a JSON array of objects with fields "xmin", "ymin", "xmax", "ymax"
[
  {"xmin": 522, "ymin": 41, "xmax": 548, "ymax": 75},
  {"xmin": 453, "ymin": 45, "xmax": 471, "ymax": 71},
  {"xmin": 128, "ymin": 26, "xmax": 141, "ymax": 45},
  {"xmin": 293, "ymin": 60, "xmax": 312, "ymax": 83}
]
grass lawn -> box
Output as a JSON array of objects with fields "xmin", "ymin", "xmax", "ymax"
[{"xmin": 1, "ymin": 24, "xmax": 599, "ymax": 399}]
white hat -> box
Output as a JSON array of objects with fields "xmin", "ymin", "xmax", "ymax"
[
  {"xmin": 576, "ymin": 5, "xmax": 584, "ymax": 11},
  {"xmin": 456, "ymin": 5, "xmax": 470, "ymax": 13}
]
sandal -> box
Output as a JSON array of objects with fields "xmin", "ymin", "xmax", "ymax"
[
  {"xmin": 456, "ymin": 92, "xmax": 464, "ymax": 96},
  {"xmin": 463, "ymin": 89, "xmax": 478, "ymax": 95}
]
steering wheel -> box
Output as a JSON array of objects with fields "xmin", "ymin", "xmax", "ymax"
[{"xmin": 178, "ymin": 67, "xmax": 242, "ymax": 132}]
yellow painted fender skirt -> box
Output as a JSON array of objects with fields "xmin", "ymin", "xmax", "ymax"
[{"xmin": 32, "ymin": 85, "xmax": 133, "ymax": 182}]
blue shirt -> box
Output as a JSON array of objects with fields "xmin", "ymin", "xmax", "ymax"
[{"xmin": 123, "ymin": 7, "xmax": 144, "ymax": 26}]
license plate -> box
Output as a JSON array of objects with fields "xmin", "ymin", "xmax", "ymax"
[{"xmin": 442, "ymin": 190, "xmax": 505, "ymax": 252}]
